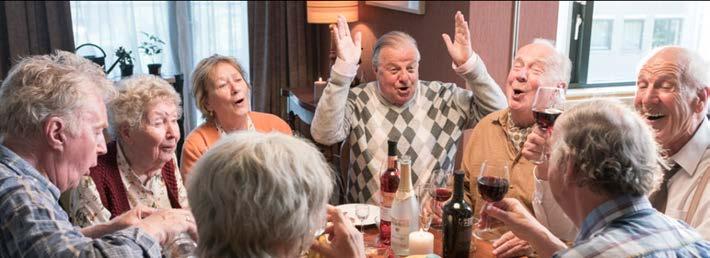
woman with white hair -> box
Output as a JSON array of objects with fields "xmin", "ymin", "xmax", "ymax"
[
  {"xmin": 70, "ymin": 75, "xmax": 188, "ymax": 227},
  {"xmin": 188, "ymin": 132, "xmax": 363, "ymax": 258},
  {"xmin": 181, "ymin": 55, "xmax": 292, "ymax": 183}
]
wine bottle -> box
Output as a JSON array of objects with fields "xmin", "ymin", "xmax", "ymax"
[
  {"xmin": 379, "ymin": 140, "xmax": 400, "ymax": 245},
  {"xmin": 442, "ymin": 170, "xmax": 473, "ymax": 258},
  {"xmin": 390, "ymin": 155, "xmax": 419, "ymax": 256}
]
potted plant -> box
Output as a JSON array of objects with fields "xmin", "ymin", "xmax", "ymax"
[
  {"xmin": 115, "ymin": 47, "xmax": 134, "ymax": 77},
  {"xmin": 138, "ymin": 32, "xmax": 165, "ymax": 75}
]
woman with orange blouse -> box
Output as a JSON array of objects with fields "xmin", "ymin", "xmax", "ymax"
[{"xmin": 181, "ymin": 55, "xmax": 291, "ymax": 183}]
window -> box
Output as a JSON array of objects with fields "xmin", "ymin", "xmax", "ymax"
[
  {"xmin": 564, "ymin": 1, "xmax": 710, "ymax": 88},
  {"xmin": 70, "ymin": 1, "xmax": 250, "ymax": 131},
  {"xmin": 653, "ymin": 18, "xmax": 682, "ymax": 47},
  {"xmin": 622, "ymin": 20, "xmax": 644, "ymax": 50},
  {"xmin": 590, "ymin": 19, "xmax": 612, "ymax": 50}
]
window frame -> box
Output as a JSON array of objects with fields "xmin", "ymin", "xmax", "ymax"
[
  {"xmin": 568, "ymin": 1, "xmax": 636, "ymax": 89},
  {"xmin": 622, "ymin": 19, "xmax": 644, "ymax": 51},
  {"xmin": 652, "ymin": 17, "xmax": 683, "ymax": 48}
]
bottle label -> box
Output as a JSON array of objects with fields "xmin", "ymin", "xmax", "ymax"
[
  {"xmin": 391, "ymin": 218, "xmax": 410, "ymax": 254},
  {"xmin": 381, "ymin": 192, "xmax": 394, "ymax": 221}
]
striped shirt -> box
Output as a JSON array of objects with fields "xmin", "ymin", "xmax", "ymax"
[
  {"xmin": 0, "ymin": 144, "xmax": 161, "ymax": 257},
  {"xmin": 554, "ymin": 195, "xmax": 710, "ymax": 257}
]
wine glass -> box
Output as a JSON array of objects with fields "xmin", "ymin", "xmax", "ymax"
[
  {"xmin": 355, "ymin": 204, "xmax": 370, "ymax": 233},
  {"xmin": 416, "ymin": 184, "xmax": 433, "ymax": 232},
  {"xmin": 531, "ymin": 87, "xmax": 565, "ymax": 164},
  {"xmin": 426, "ymin": 164, "xmax": 453, "ymax": 229},
  {"xmin": 473, "ymin": 160, "xmax": 510, "ymax": 241}
]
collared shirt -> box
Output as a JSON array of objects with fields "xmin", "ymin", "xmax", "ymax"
[
  {"xmin": 666, "ymin": 117, "xmax": 710, "ymax": 240},
  {"xmin": 70, "ymin": 142, "xmax": 188, "ymax": 227},
  {"xmin": 554, "ymin": 195, "xmax": 710, "ymax": 258},
  {"xmin": 0, "ymin": 144, "xmax": 161, "ymax": 257}
]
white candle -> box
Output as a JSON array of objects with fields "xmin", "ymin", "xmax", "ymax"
[
  {"xmin": 314, "ymin": 77, "xmax": 327, "ymax": 102},
  {"xmin": 408, "ymin": 230, "xmax": 434, "ymax": 255}
]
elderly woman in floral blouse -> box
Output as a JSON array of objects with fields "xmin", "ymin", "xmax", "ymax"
[{"xmin": 70, "ymin": 75, "xmax": 189, "ymax": 227}]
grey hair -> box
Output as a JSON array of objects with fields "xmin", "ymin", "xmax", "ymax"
[
  {"xmin": 188, "ymin": 132, "xmax": 334, "ymax": 258},
  {"xmin": 0, "ymin": 52, "xmax": 116, "ymax": 141},
  {"xmin": 549, "ymin": 99, "xmax": 664, "ymax": 197},
  {"xmin": 372, "ymin": 31, "xmax": 421, "ymax": 68},
  {"xmin": 531, "ymin": 38, "xmax": 572, "ymax": 87},
  {"xmin": 637, "ymin": 46, "xmax": 709, "ymax": 112},
  {"xmin": 110, "ymin": 75, "xmax": 182, "ymax": 140}
]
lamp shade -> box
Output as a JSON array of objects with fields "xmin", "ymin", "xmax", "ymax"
[{"xmin": 306, "ymin": 1, "xmax": 359, "ymax": 24}]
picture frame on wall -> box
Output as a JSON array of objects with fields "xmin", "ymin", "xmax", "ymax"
[{"xmin": 365, "ymin": 1, "xmax": 426, "ymax": 15}]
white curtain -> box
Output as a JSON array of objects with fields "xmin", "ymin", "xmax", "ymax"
[{"xmin": 70, "ymin": 1, "xmax": 250, "ymax": 133}]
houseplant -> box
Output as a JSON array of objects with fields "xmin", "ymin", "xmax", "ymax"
[
  {"xmin": 138, "ymin": 32, "xmax": 165, "ymax": 75},
  {"xmin": 115, "ymin": 47, "xmax": 134, "ymax": 77}
]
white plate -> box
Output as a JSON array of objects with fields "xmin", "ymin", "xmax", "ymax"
[{"xmin": 337, "ymin": 204, "xmax": 379, "ymax": 226}]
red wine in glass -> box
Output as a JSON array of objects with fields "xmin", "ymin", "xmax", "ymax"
[
  {"xmin": 433, "ymin": 188, "xmax": 453, "ymax": 202},
  {"xmin": 533, "ymin": 108, "xmax": 563, "ymax": 131},
  {"xmin": 477, "ymin": 176, "xmax": 509, "ymax": 202}
]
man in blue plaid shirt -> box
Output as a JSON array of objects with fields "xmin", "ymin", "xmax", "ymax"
[
  {"xmin": 0, "ymin": 52, "xmax": 196, "ymax": 257},
  {"xmin": 481, "ymin": 99, "xmax": 710, "ymax": 257}
]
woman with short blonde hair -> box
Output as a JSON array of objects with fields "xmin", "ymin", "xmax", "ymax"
[{"xmin": 181, "ymin": 55, "xmax": 292, "ymax": 182}]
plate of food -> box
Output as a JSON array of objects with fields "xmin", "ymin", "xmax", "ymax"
[{"xmin": 337, "ymin": 204, "xmax": 380, "ymax": 226}]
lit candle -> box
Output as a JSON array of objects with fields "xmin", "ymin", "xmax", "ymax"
[
  {"xmin": 314, "ymin": 77, "xmax": 327, "ymax": 102},
  {"xmin": 408, "ymin": 229, "xmax": 434, "ymax": 255}
]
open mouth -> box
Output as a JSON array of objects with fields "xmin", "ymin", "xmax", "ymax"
[
  {"xmin": 235, "ymin": 98, "xmax": 245, "ymax": 105},
  {"xmin": 512, "ymin": 89, "xmax": 525, "ymax": 98},
  {"xmin": 397, "ymin": 86, "xmax": 409, "ymax": 93},
  {"xmin": 646, "ymin": 114, "xmax": 665, "ymax": 121}
]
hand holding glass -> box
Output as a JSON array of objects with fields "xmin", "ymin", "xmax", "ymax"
[
  {"xmin": 473, "ymin": 160, "xmax": 510, "ymax": 241},
  {"xmin": 531, "ymin": 87, "xmax": 565, "ymax": 164}
]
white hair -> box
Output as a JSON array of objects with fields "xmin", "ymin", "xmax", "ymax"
[
  {"xmin": 531, "ymin": 38, "xmax": 572, "ymax": 87},
  {"xmin": 550, "ymin": 99, "xmax": 664, "ymax": 197},
  {"xmin": 188, "ymin": 132, "xmax": 334, "ymax": 258},
  {"xmin": 0, "ymin": 52, "xmax": 115, "ymax": 142},
  {"xmin": 110, "ymin": 75, "xmax": 181, "ymax": 140}
]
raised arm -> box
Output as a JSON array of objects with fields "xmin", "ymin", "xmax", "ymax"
[
  {"xmin": 444, "ymin": 11, "xmax": 507, "ymax": 126},
  {"xmin": 311, "ymin": 15, "xmax": 362, "ymax": 145}
]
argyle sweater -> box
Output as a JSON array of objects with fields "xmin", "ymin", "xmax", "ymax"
[{"xmin": 312, "ymin": 55, "xmax": 506, "ymax": 203}]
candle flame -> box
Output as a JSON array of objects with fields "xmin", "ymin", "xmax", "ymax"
[{"xmin": 318, "ymin": 77, "xmax": 323, "ymax": 82}]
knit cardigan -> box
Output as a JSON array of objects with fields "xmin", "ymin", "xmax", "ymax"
[{"xmin": 89, "ymin": 141, "xmax": 181, "ymax": 218}]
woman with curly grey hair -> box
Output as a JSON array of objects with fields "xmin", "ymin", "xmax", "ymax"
[
  {"xmin": 70, "ymin": 75, "xmax": 189, "ymax": 227},
  {"xmin": 188, "ymin": 132, "xmax": 363, "ymax": 258}
]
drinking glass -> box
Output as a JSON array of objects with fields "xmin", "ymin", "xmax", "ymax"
[
  {"xmin": 416, "ymin": 184, "xmax": 433, "ymax": 232},
  {"xmin": 473, "ymin": 160, "xmax": 510, "ymax": 241},
  {"xmin": 426, "ymin": 164, "xmax": 453, "ymax": 229},
  {"xmin": 355, "ymin": 204, "xmax": 370, "ymax": 232},
  {"xmin": 531, "ymin": 87, "xmax": 565, "ymax": 164},
  {"xmin": 163, "ymin": 232, "xmax": 197, "ymax": 258}
]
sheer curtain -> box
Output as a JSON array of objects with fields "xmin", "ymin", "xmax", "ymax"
[
  {"xmin": 70, "ymin": 1, "xmax": 250, "ymax": 133},
  {"xmin": 70, "ymin": 1, "xmax": 177, "ymax": 79}
]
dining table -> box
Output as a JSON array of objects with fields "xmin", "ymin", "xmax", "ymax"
[{"xmin": 362, "ymin": 226, "xmax": 495, "ymax": 258}]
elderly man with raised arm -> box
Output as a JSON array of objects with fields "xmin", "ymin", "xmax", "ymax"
[
  {"xmin": 311, "ymin": 12, "xmax": 506, "ymax": 204},
  {"xmin": 485, "ymin": 99, "xmax": 710, "ymax": 257},
  {"xmin": 0, "ymin": 52, "xmax": 196, "ymax": 257}
]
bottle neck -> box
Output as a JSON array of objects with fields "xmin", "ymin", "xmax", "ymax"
[
  {"xmin": 398, "ymin": 163, "xmax": 412, "ymax": 193},
  {"xmin": 387, "ymin": 156, "xmax": 398, "ymax": 170},
  {"xmin": 452, "ymin": 173, "xmax": 464, "ymax": 201}
]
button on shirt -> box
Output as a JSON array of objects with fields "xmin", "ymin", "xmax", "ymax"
[
  {"xmin": 554, "ymin": 195, "xmax": 710, "ymax": 258},
  {"xmin": 665, "ymin": 118, "xmax": 710, "ymax": 240},
  {"xmin": 0, "ymin": 144, "xmax": 161, "ymax": 257}
]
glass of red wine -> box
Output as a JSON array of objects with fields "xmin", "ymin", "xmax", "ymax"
[
  {"xmin": 426, "ymin": 164, "xmax": 453, "ymax": 230},
  {"xmin": 531, "ymin": 87, "xmax": 565, "ymax": 164},
  {"xmin": 473, "ymin": 160, "xmax": 510, "ymax": 241}
]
